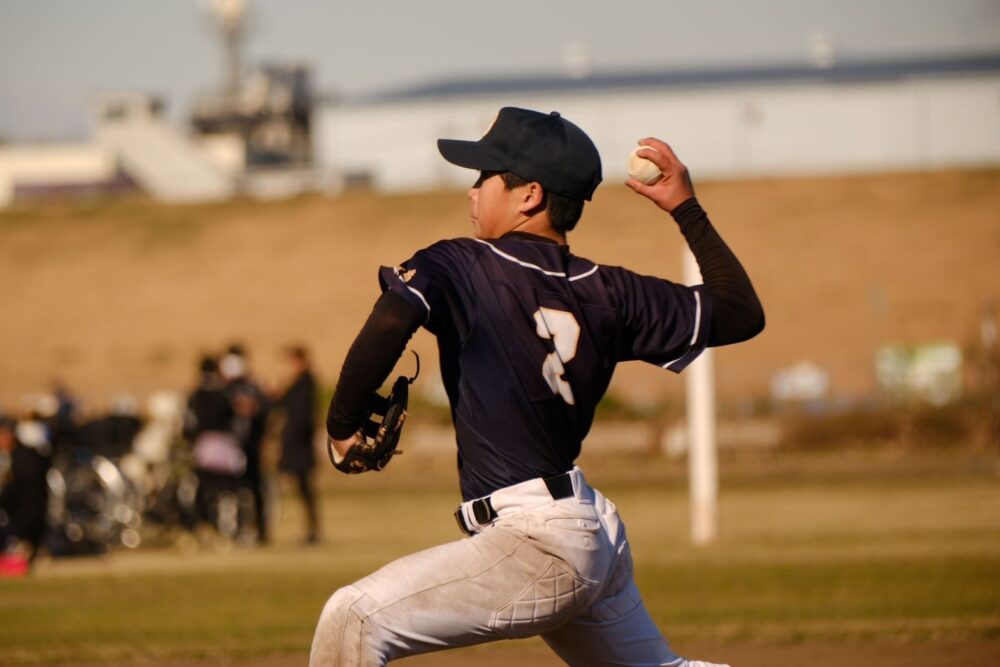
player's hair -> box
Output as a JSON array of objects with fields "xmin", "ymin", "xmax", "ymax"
[{"xmin": 500, "ymin": 172, "xmax": 585, "ymax": 234}]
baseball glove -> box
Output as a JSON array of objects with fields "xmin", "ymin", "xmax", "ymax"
[{"xmin": 328, "ymin": 352, "xmax": 419, "ymax": 474}]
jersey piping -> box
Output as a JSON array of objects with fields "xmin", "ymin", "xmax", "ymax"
[
  {"xmin": 661, "ymin": 290, "xmax": 703, "ymax": 370},
  {"xmin": 473, "ymin": 238, "xmax": 599, "ymax": 281},
  {"xmin": 568, "ymin": 264, "xmax": 600, "ymax": 282},
  {"xmin": 405, "ymin": 285, "xmax": 432, "ymax": 321}
]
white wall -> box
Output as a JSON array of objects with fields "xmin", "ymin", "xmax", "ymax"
[
  {"xmin": 315, "ymin": 74, "xmax": 1000, "ymax": 193},
  {"xmin": 0, "ymin": 145, "xmax": 116, "ymax": 206}
]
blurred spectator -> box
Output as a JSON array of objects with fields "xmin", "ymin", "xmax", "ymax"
[
  {"xmin": 184, "ymin": 356, "xmax": 243, "ymax": 534},
  {"xmin": 0, "ymin": 416, "xmax": 50, "ymax": 564},
  {"xmin": 50, "ymin": 380, "xmax": 79, "ymax": 445},
  {"xmin": 221, "ymin": 343, "xmax": 270, "ymax": 545},
  {"xmin": 278, "ymin": 345, "xmax": 319, "ymax": 544}
]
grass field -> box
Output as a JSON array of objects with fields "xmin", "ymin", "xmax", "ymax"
[{"xmin": 2, "ymin": 450, "xmax": 998, "ymax": 666}]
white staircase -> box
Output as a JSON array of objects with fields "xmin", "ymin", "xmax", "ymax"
[{"xmin": 93, "ymin": 94, "xmax": 235, "ymax": 203}]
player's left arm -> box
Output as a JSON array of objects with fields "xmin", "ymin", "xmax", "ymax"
[
  {"xmin": 326, "ymin": 291, "xmax": 423, "ymax": 458},
  {"xmin": 626, "ymin": 137, "xmax": 765, "ymax": 346}
]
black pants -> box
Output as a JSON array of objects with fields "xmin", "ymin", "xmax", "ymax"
[
  {"xmin": 242, "ymin": 465, "xmax": 268, "ymax": 543},
  {"xmin": 289, "ymin": 469, "xmax": 318, "ymax": 541}
]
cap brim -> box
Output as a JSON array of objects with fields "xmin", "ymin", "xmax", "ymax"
[{"xmin": 437, "ymin": 139, "xmax": 506, "ymax": 171}]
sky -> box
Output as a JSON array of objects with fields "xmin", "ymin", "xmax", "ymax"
[{"xmin": 1, "ymin": 0, "xmax": 999, "ymax": 142}]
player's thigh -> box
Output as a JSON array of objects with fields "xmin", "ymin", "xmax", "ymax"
[
  {"xmin": 541, "ymin": 579, "xmax": 683, "ymax": 667},
  {"xmin": 342, "ymin": 520, "xmax": 592, "ymax": 652},
  {"xmin": 313, "ymin": 530, "xmax": 526, "ymax": 664},
  {"xmin": 352, "ymin": 522, "xmax": 526, "ymax": 609}
]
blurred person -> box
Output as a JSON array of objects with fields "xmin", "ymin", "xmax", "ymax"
[
  {"xmin": 277, "ymin": 344, "xmax": 319, "ymax": 545},
  {"xmin": 0, "ymin": 416, "xmax": 50, "ymax": 565},
  {"xmin": 221, "ymin": 343, "xmax": 271, "ymax": 544},
  {"xmin": 49, "ymin": 380, "xmax": 79, "ymax": 451},
  {"xmin": 184, "ymin": 356, "xmax": 244, "ymax": 536}
]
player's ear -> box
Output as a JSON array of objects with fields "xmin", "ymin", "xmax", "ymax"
[{"xmin": 518, "ymin": 182, "xmax": 545, "ymax": 215}]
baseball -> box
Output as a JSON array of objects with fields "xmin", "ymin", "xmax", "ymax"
[{"xmin": 627, "ymin": 147, "xmax": 663, "ymax": 185}]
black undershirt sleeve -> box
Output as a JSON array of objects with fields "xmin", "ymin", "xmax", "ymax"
[
  {"xmin": 326, "ymin": 290, "xmax": 424, "ymax": 440},
  {"xmin": 670, "ymin": 197, "xmax": 765, "ymax": 346}
]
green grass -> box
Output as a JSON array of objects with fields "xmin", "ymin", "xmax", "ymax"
[
  {"xmin": 639, "ymin": 557, "xmax": 999, "ymax": 640},
  {"xmin": 1, "ymin": 454, "xmax": 998, "ymax": 664},
  {"xmin": 1, "ymin": 570, "xmax": 334, "ymax": 662}
]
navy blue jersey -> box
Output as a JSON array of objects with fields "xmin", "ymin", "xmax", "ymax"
[{"xmin": 379, "ymin": 234, "xmax": 712, "ymax": 500}]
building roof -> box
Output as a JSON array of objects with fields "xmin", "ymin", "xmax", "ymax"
[{"xmin": 361, "ymin": 52, "xmax": 1000, "ymax": 103}]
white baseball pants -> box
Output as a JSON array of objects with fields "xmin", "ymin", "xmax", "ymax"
[{"xmin": 310, "ymin": 467, "xmax": 727, "ymax": 667}]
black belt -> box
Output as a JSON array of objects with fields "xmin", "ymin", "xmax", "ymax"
[{"xmin": 454, "ymin": 471, "xmax": 574, "ymax": 536}]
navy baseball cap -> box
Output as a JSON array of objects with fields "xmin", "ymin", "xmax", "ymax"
[{"xmin": 437, "ymin": 107, "xmax": 603, "ymax": 201}]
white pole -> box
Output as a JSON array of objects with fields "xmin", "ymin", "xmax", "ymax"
[{"xmin": 683, "ymin": 248, "xmax": 718, "ymax": 545}]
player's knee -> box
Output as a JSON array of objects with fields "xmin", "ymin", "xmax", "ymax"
[{"xmin": 310, "ymin": 585, "xmax": 372, "ymax": 666}]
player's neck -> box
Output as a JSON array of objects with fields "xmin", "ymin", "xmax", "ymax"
[{"xmin": 505, "ymin": 214, "xmax": 566, "ymax": 245}]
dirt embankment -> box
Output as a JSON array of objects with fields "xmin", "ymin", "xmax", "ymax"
[{"xmin": 1, "ymin": 169, "xmax": 998, "ymax": 410}]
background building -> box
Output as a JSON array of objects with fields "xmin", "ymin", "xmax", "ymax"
[{"xmin": 316, "ymin": 53, "xmax": 1000, "ymax": 193}]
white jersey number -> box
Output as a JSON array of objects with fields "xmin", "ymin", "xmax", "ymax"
[{"xmin": 533, "ymin": 308, "xmax": 580, "ymax": 405}]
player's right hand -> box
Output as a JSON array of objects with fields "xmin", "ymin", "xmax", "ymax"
[{"xmin": 625, "ymin": 138, "xmax": 695, "ymax": 214}]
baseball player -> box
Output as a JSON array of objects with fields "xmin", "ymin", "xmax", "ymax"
[{"xmin": 313, "ymin": 107, "xmax": 764, "ymax": 666}]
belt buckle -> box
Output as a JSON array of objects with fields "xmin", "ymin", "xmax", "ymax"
[
  {"xmin": 471, "ymin": 498, "xmax": 493, "ymax": 524},
  {"xmin": 454, "ymin": 507, "xmax": 472, "ymax": 536},
  {"xmin": 454, "ymin": 497, "xmax": 496, "ymax": 536}
]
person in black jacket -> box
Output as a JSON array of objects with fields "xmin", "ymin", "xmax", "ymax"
[
  {"xmin": 0, "ymin": 416, "xmax": 50, "ymax": 562},
  {"xmin": 185, "ymin": 356, "xmax": 243, "ymax": 535},
  {"xmin": 221, "ymin": 344, "xmax": 271, "ymax": 545},
  {"xmin": 278, "ymin": 345, "xmax": 319, "ymax": 544}
]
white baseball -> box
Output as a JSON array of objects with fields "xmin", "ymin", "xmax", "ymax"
[{"xmin": 627, "ymin": 147, "xmax": 663, "ymax": 185}]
